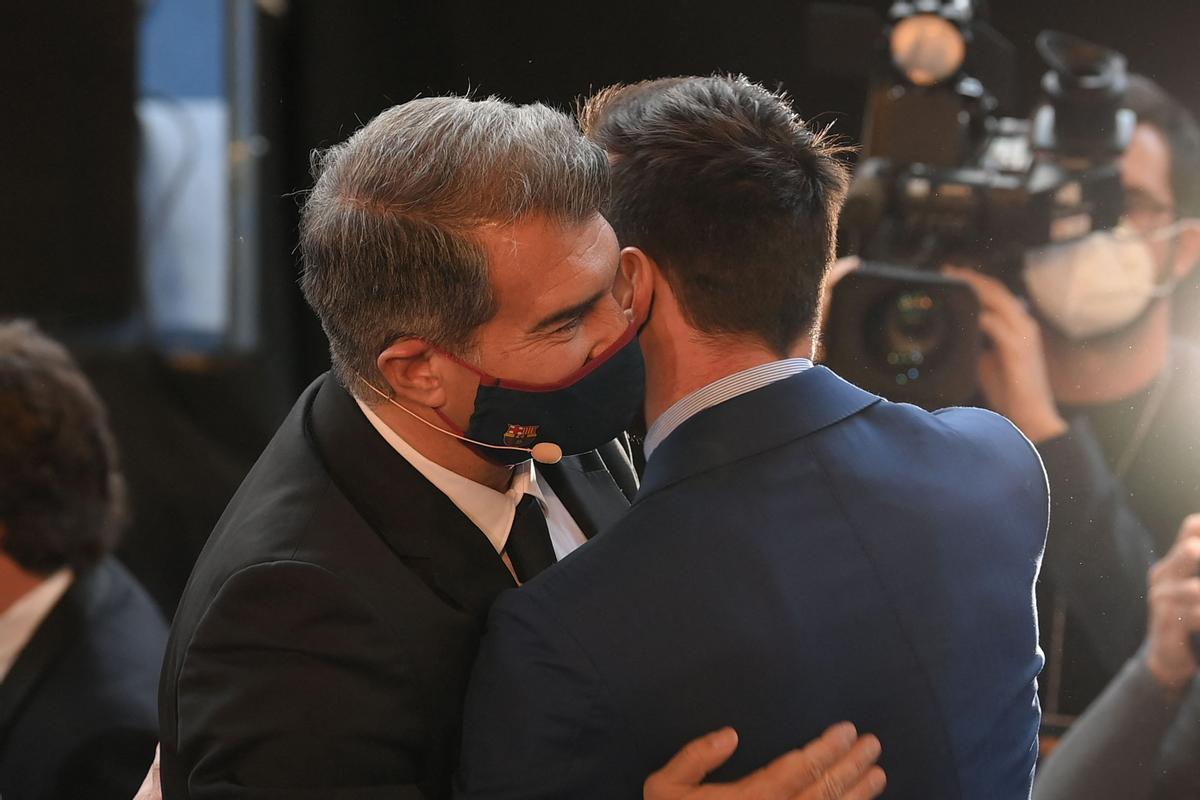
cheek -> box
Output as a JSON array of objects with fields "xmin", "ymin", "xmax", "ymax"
[{"xmin": 438, "ymin": 370, "xmax": 482, "ymax": 424}]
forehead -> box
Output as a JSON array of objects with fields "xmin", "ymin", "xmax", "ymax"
[
  {"xmin": 1121, "ymin": 122, "xmax": 1174, "ymax": 205},
  {"xmin": 478, "ymin": 214, "xmax": 619, "ymax": 324}
]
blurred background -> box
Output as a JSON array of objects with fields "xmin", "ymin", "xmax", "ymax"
[{"xmin": 4, "ymin": 0, "xmax": 1197, "ymax": 618}]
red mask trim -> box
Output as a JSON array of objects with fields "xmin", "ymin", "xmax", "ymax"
[{"xmin": 434, "ymin": 408, "xmax": 468, "ymax": 436}]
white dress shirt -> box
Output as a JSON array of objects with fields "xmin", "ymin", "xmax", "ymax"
[
  {"xmin": 643, "ymin": 357, "xmax": 814, "ymax": 459},
  {"xmin": 356, "ymin": 400, "xmax": 587, "ymax": 578},
  {"xmin": 0, "ymin": 568, "xmax": 73, "ymax": 682}
]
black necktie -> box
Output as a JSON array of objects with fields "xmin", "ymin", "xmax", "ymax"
[{"xmin": 505, "ymin": 494, "xmax": 556, "ymax": 583}]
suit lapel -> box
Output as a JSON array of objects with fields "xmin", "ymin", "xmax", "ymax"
[
  {"xmin": 637, "ymin": 367, "xmax": 881, "ymax": 503},
  {"xmin": 305, "ymin": 374, "xmax": 516, "ymax": 622},
  {"xmin": 0, "ymin": 569, "xmax": 95, "ymax": 741}
]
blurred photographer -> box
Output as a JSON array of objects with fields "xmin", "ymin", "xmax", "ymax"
[
  {"xmin": 943, "ymin": 74, "xmax": 1200, "ymax": 716},
  {"xmin": 1034, "ymin": 514, "xmax": 1200, "ymax": 799}
]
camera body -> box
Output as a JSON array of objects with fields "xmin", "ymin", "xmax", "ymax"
[{"xmin": 824, "ymin": 0, "xmax": 1134, "ymax": 408}]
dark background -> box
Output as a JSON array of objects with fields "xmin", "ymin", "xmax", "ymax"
[{"xmin": 5, "ymin": 0, "xmax": 1198, "ymax": 614}]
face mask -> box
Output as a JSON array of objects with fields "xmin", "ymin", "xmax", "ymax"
[
  {"xmin": 1022, "ymin": 222, "xmax": 1181, "ymax": 341},
  {"xmin": 432, "ymin": 321, "xmax": 646, "ymax": 466}
]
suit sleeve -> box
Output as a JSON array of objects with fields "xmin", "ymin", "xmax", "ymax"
[
  {"xmin": 455, "ymin": 587, "xmax": 614, "ymax": 799},
  {"xmin": 168, "ymin": 561, "xmax": 430, "ymax": 799},
  {"xmin": 1148, "ymin": 681, "xmax": 1200, "ymax": 799},
  {"xmin": 51, "ymin": 728, "xmax": 159, "ymax": 800},
  {"xmin": 1036, "ymin": 418, "xmax": 1157, "ymax": 672}
]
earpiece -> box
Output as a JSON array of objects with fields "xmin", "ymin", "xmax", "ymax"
[{"xmin": 352, "ymin": 372, "xmax": 563, "ymax": 465}]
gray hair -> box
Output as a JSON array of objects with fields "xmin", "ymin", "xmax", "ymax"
[{"xmin": 299, "ymin": 96, "xmax": 610, "ymax": 398}]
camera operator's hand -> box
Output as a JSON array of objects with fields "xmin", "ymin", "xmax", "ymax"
[
  {"xmin": 1145, "ymin": 514, "xmax": 1200, "ymax": 692},
  {"xmin": 942, "ymin": 267, "xmax": 1067, "ymax": 443}
]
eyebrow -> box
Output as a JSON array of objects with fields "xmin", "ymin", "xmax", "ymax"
[{"xmin": 530, "ymin": 289, "xmax": 608, "ymax": 334}]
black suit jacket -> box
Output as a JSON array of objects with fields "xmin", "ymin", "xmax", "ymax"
[
  {"xmin": 0, "ymin": 557, "xmax": 167, "ymax": 800},
  {"xmin": 159, "ymin": 374, "xmax": 635, "ymax": 799}
]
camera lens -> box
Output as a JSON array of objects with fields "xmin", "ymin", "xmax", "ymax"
[{"xmin": 869, "ymin": 290, "xmax": 949, "ymax": 386}]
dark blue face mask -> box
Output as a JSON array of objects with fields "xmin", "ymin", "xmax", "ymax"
[{"xmin": 433, "ymin": 321, "xmax": 645, "ymax": 466}]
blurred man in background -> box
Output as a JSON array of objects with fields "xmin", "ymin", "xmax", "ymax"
[
  {"xmin": 0, "ymin": 320, "xmax": 166, "ymax": 800},
  {"xmin": 946, "ymin": 73, "xmax": 1200, "ymax": 718}
]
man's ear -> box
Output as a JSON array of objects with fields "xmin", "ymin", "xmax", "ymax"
[
  {"xmin": 1172, "ymin": 220, "xmax": 1200, "ymax": 281},
  {"xmin": 376, "ymin": 339, "xmax": 447, "ymax": 409},
  {"xmin": 614, "ymin": 246, "xmax": 656, "ymax": 323}
]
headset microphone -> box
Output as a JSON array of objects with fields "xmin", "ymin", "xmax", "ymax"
[{"xmin": 353, "ymin": 373, "xmax": 564, "ymax": 465}]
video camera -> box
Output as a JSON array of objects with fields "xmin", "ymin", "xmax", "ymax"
[{"xmin": 820, "ymin": 0, "xmax": 1135, "ymax": 408}]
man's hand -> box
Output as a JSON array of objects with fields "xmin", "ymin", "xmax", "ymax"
[
  {"xmin": 1145, "ymin": 514, "xmax": 1200, "ymax": 691},
  {"xmin": 644, "ymin": 723, "xmax": 885, "ymax": 800},
  {"xmin": 942, "ymin": 267, "xmax": 1067, "ymax": 442},
  {"xmin": 132, "ymin": 745, "xmax": 161, "ymax": 800}
]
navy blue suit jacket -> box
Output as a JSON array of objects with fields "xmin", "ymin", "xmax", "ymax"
[{"xmin": 458, "ymin": 367, "xmax": 1048, "ymax": 799}]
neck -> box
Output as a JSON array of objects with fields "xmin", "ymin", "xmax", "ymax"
[
  {"xmin": 641, "ymin": 326, "xmax": 787, "ymax": 429},
  {"xmin": 1044, "ymin": 303, "xmax": 1172, "ymax": 406},
  {"xmin": 0, "ymin": 554, "xmax": 46, "ymax": 615},
  {"xmin": 371, "ymin": 403, "xmax": 514, "ymax": 492}
]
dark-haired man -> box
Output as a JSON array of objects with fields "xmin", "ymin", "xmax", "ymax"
[
  {"xmin": 0, "ymin": 320, "xmax": 167, "ymax": 800},
  {"xmin": 945, "ymin": 74, "xmax": 1200, "ymax": 720},
  {"xmin": 156, "ymin": 95, "xmax": 882, "ymax": 800},
  {"xmin": 457, "ymin": 75, "xmax": 1048, "ymax": 799}
]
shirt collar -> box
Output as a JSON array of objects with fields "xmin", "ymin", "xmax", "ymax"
[
  {"xmin": 356, "ymin": 398, "xmax": 544, "ymax": 554},
  {"xmin": 643, "ymin": 357, "xmax": 814, "ymax": 459},
  {"xmin": 0, "ymin": 568, "xmax": 73, "ymax": 683}
]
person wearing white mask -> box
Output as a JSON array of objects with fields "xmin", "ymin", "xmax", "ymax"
[{"xmin": 944, "ymin": 73, "xmax": 1200, "ymax": 723}]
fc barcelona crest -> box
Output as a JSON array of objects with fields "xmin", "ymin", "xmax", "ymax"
[{"xmin": 502, "ymin": 424, "xmax": 540, "ymax": 447}]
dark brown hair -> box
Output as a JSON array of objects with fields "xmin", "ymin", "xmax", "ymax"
[
  {"xmin": 580, "ymin": 75, "xmax": 851, "ymax": 354},
  {"xmin": 0, "ymin": 320, "xmax": 126, "ymax": 574}
]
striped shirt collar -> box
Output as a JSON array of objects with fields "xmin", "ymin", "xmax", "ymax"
[{"xmin": 642, "ymin": 358, "xmax": 813, "ymax": 460}]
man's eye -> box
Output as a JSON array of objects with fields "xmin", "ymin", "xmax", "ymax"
[{"xmin": 554, "ymin": 317, "xmax": 584, "ymax": 335}]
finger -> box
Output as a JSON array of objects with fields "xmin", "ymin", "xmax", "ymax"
[
  {"xmin": 649, "ymin": 727, "xmax": 740, "ymax": 790},
  {"xmin": 826, "ymin": 256, "xmax": 861, "ymax": 287},
  {"xmin": 794, "ymin": 734, "xmax": 882, "ymax": 800},
  {"xmin": 976, "ymin": 310, "xmax": 1028, "ymax": 363},
  {"xmin": 976, "ymin": 310, "xmax": 1018, "ymax": 349},
  {"xmin": 745, "ymin": 724, "xmax": 860, "ymax": 796},
  {"xmin": 834, "ymin": 766, "xmax": 887, "ymax": 800},
  {"xmin": 815, "ymin": 258, "xmax": 863, "ymax": 359},
  {"xmin": 1151, "ymin": 602, "xmax": 1200, "ymax": 636},
  {"xmin": 1150, "ymin": 579, "xmax": 1200, "ymax": 622},
  {"xmin": 944, "ymin": 267, "xmax": 1028, "ymax": 320},
  {"xmin": 1178, "ymin": 514, "xmax": 1200, "ymax": 545},
  {"xmin": 1164, "ymin": 603, "xmax": 1200, "ymax": 633},
  {"xmin": 1154, "ymin": 536, "xmax": 1200, "ymax": 583}
]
